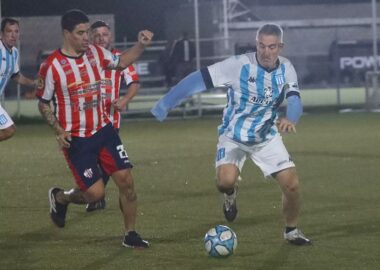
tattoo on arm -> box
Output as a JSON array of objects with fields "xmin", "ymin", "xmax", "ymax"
[{"xmin": 38, "ymin": 101, "xmax": 63, "ymax": 134}]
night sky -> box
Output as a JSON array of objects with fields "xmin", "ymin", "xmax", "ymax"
[{"xmin": 1, "ymin": 0, "xmax": 182, "ymax": 41}]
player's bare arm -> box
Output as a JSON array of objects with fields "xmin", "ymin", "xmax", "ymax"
[
  {"xmin": 117, "ymin": 30, "xmax": 153, "ymax": 69},
  {"xmin": 12, "ymin": 73, "xmax": 37, "ymax": 88},
  {"xmin": 38, "ymin": 101, "xmax": 71, "ymax": 148}
]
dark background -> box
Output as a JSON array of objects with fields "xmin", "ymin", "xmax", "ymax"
[
  {"xmin": 1, "ymin": 0, "xmax": 368, "ymax": 41},
  {"xmin": 1, "ymin": 0, "xmax": 181, "ymax": 41}
]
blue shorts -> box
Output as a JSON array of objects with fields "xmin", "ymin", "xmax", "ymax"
[{"xmin": 63, "ymin": 124, "xmax": 132, "ymax": 191}]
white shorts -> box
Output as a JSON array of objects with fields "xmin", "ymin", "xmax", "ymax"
[
  {"xmin": 215, "ymin": 133, "xmax": 295, "ymax": 177},
  {"xmin": 0, "ymin": 105, "xmax": 14, "ymax": 130}
]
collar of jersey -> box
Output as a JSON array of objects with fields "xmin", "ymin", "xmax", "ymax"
[
  {"xmin": 59, "ymin": 48, "xmax": 85, "ymax": 59},
  {"xmin": 1, "ymin": 40, "xmax": 14, "ymax": 54}
]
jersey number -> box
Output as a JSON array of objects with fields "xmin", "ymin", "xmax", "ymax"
[{"xmin": 117, "ymin": 145, "xmax": 128, "ymax": 159}]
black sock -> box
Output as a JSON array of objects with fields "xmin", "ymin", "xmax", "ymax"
[{"xmin": 285, "ymin": 226, "xmax": 296, "ymax": 233}]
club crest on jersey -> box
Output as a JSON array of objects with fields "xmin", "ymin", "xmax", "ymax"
[
  {"xmin": 275, "ymin": 74, "xmax": 285, "ymax": 85},
  {"xmin": 112, "ymin": 54, "xmax": 119, "ymax": 62},
  {"xmin": 83, "ymin": 168, "xmax": 93, "ymax": 178},
  {"xmin": 60, "ymin": 59, "xmax": 67, "ymax": 65},
  {"xmin": 37, "ymin": 76, "xmax": 45, "ymax": 89}
]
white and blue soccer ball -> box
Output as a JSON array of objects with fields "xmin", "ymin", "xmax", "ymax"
[{"xmin": 204, "ymin": 225, "xmax": 237, "ymax": 257}]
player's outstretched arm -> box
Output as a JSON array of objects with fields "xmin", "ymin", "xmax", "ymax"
[
  {"xmin": 151, "ymin": 69, "xmax": 208, "ymax": 121},
  {"xmin": 117, "ymin": 30, "xmax": 153, "ymax": 69},
  {"xmin": 12, "ymin": 73, "xmax": 37, "ymax": 88}
]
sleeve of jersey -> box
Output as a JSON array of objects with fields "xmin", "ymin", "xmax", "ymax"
[
  {"xmin": 35, "ymin": 64, "xmax": 55, "ymax": 103},
  {"xmin": 99, "ymin": 46, "xmax": 120, "ymax": 69},
  {"xmin": 123, "ymin": 64, "xmax": 139, "ymax": 86},
  {"xmin": 151, "ymin": 68, "xmax": 213, "ymax": 121},
  {"xmin": 284, "ymin": 62, "xmax": 302, "ymax": 124}
]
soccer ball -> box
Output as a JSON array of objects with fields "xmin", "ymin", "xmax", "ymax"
[{"xmin": 204, "ymin": 225, "xmax": 237, "ymax": 257}]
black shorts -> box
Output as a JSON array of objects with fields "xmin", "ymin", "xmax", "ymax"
[{"xmin": 63, "ymin": 124, "xmax": 132, "ymax": 191}]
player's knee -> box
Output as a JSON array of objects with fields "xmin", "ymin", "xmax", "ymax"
[
  {"xmin": 125, "ymin": 189, "xmax": 137, "ymax": 202},
  {"xmin": 216, "ymin": 175, "xmax": 237, "ymax": 193},
  {"xmin": 281, "ymin": 177, "xmax": 300, "ymax": 196},
  {"xmin": 114, "ymin": 170, "xmax": 135, "ymax": 194},
  {"xmin": 216, "ymin": 165, "xmax": 239, "ymax": 190}
]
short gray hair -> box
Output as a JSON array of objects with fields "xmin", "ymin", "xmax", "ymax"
[{"xmin": 255, "ymin": 24, "xmax": 284, "ymax": 43}]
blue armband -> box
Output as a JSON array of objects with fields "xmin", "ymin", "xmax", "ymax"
[
  {"xmin": 286, "ymin": 95, "xmax": 303, "ymax": 124},
  {"xmin": 151, "ymin": 70, "xmax": 207, "ymax": 121}
]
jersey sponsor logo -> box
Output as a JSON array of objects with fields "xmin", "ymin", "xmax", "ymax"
[
  {"xmin": 264, "ymin": 86, "xmax": 273, "ymax": 100},
  {"xmin": 64, "ymin": 69, "xmax": 73, "ymax": 76},
  {"xmin": 79, "ymin": 68, "xmax": 88, "ymax": 77},
  {"xmin": 68, "ymin": 81, "xmax": 101, "ymax": 97},
  {"xmin": 277, "ymin": 156, "xmax": 293, "ymax": 167},
  {"xmin": 83, "ymin": 168, "xmax": 93, "ymax": 179},
  {"xmin": 248, "ymin": 76, "xmax": 256, "ymax": 83},
  {"xmin": 249, "ymin": 87, "xmax": 273, "ymax": 105},
  {"xmin": 69, "ymin": 99, "xmax": 100, "ymax": 112}
]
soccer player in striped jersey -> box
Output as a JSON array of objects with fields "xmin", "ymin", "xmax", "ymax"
[
  {"xmin": 151, "ymin": 24, "xmax": 311, "ymax": 245},
  {"xmin": 84, "ymin": 20, "xmax": 141, "ymax": 212},
  {"xmin": 36, "ymin": 9, "xmax": 153, "ymax": 248},
  {"xmin": 0, "ymin": 18, "xmax": 36, "ymax": 141}
]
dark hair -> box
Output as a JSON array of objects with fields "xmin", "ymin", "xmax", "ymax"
[
  {"xmin": 61, "ymin": 9, "xmax": 89, "ymax": 32},
  {"xmin": 1, "ymin": 17, "xmax": 19, "ymax": 32},
  {"xmin": 256, "ymin": 24, "xmax": 283, "ymax": 42},
  {"xmin": 90, "ymin": 20, "xmax": 110, "ymax": 31}
]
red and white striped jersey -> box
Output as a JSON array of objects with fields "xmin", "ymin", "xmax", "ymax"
[
  {"xmin": 36, "ymin": 45, "xmax": 120, "ymax": 137},
  {"xmin": 102, "ymin": 48, "xmax": 139, "ymax": 129}
]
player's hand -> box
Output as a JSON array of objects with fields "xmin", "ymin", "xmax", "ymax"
[
  {"xmin": 112, "ymin": 98, "xmax": 124, "ymax": 111},
  {"xmin": 276, "ymin": 118, "xmax": 296, "ymax": 134},
  {"xmin": 55, "ymin": 130, "xmax": 71, "ymax": 148},
  {"xmin": 138, "ymin": 30, "xmax": 154, "ymax": 47}
]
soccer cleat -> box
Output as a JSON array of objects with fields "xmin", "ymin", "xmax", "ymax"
[
  {"xmin": 86, "ymin": 198, "xmax": 106, "ymax": 212},
  {"xmin": 122, "ymin": 231, "xmax": 150, "ymax": 249},
  {"xmin": 48, "ymin": 187, "xmax": 68, "ymax": 228},
  {"xmin": 223, "ymin": 187, "xmax": 238, "ymax": 222},
  {"xmin": 284, "ymin": 228, "xmax": 312, "ymax": 246}
]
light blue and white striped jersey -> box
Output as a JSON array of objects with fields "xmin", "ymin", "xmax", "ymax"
[
  {"xmin": 0, "ymin": 41, "xmax": 20, "ymax": 96},
  {"xmin": 207, "ymin": 52, "xmax": 300, "ymax": 145}
]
